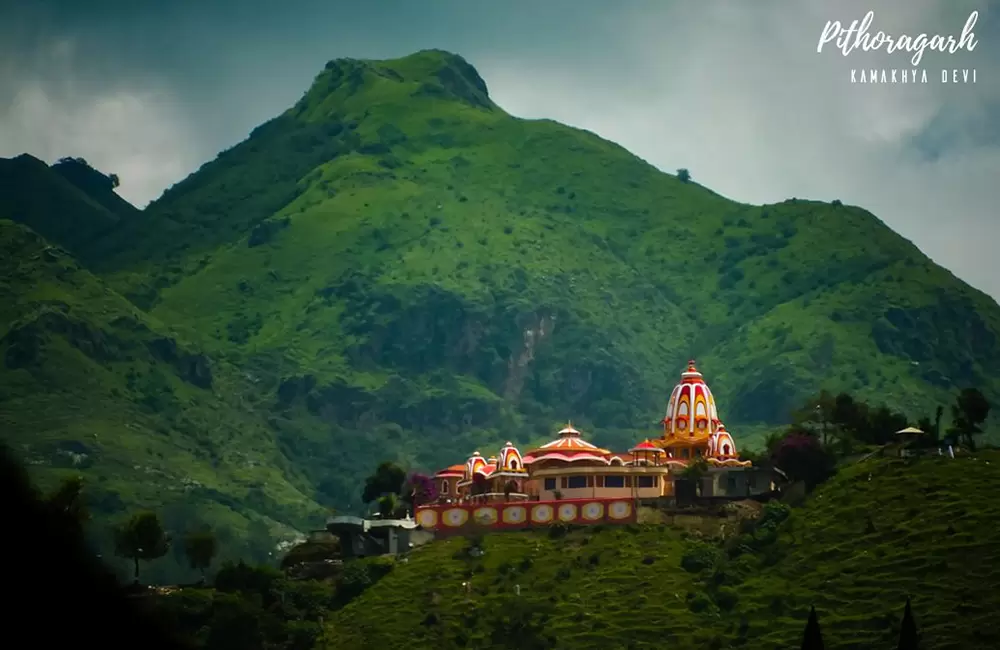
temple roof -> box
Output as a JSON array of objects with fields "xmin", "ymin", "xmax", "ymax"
[
  {"xmin": 434, "ymin": 464, "xmax": 465, "ymax": 477},
  {"xmin": 629, "ymin": 439, "xmax": 665, "ymax": 454},
  {"xmin": 523, "ymin": 422, "xmax": 612, "ymax": 464}
]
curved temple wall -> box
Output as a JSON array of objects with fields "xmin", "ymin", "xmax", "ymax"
[{"xmin": 415, "ymin": 498, "xmax": 637, "ymax": 535}]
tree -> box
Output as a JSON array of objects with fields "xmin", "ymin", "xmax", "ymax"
[
  {"xmin": 362, "ymin": 461, "xmax": 406, "ymax": 503},
  {"xmin": 45, "ymin": 476, "xmax": 89, "ymax": 533},
  {"xmin": 897, "ymin": 596, "xmax": 919, "ymax": 650},
  {"xmin": 109, "ymin": 173, "xmax": 120, "ymax": 189},
  {"xmin": 182, "ymin": 530, "xmax": 218, "ymax": 582},
  {"xmin": 916, "ymin": 405, "xmax": 944, "ymax": 449},
  {"xmin": 800, "ymin": 605, "xmax": 825, "ymax": 650},
  {"xmin": 114, "ymin": 511, "xmax": 170, "ymax": 584},
  {"xmin": 947, "ymin": 388, "xmax": 990, "ymax": 451},
  {"xmin": 377, "ymin": 493, "xmax": 399, "ymax": 518},
  {"xmin": 772, "ymin": 433, "xmax": 836, "ymax": 491},
  {"xmin": 676, "ymin": 168, "xmax": 691, "ymax": 183}
]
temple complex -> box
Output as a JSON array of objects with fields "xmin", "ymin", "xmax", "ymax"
[{"xmin": 425, "ymin": 361, "xmax": 760, "ymax": 515}]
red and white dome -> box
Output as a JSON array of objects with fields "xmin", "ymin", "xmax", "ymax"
[
  {"xmin": 465, "ymin": 451, "xmax": 496, "ymax": 479},
  {"xmin": 522, "ymin": 423, "xmax": 612, "ymax": 465},
  {"xmin": 498, "ymin": 441, "xmax": 526, "ymax": 472},
  {"xmin": 708, "ymin": 423, "xmax": 738, "ymax": 458},
  {"xmin": 663, "ymin": 360, "xmax": 720, "ymax": 438}
]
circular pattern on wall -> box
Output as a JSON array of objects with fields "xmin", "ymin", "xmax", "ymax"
[
  {"xmin": 582, "ymin": 502, "xmax": 604, "ymax": 521},
  {"xmin": 609, "ymin": 501, "xmax": 632, "ymax": 520},
  {"xmin": 416, "ymin": 509, "xmax": 438, "ymax": 529},
  {"xmin": 473, "ymin": 507, "xmax": 498, "ymax": 526},
  {"xmin": 502, "ymin": 506, "xmax": 527, "ymax": 524},
  {"xmin": 443, "ymin": 508, "xmax": 469, "ymax": 527},
  {"xmin": 558, "ymin": 503, "xmax": 578, "ymax": 522},
  {"xmin": 531, "ymin": 504, "xmax": 553, "ymax": 524}
]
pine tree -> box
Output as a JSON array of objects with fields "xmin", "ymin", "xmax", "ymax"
[
  {"xmin": 897, "ymin": 596, "xmax": 919, "ymax": 650},
  {"xmin": 801, "ymin": 605, "xmax": 825, "ymax": 650}
]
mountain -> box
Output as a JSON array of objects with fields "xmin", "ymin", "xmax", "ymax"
[
  {"xmin": 1, "ymin": 49, "xmax": 999, "ymax": 558},
  {"xmin": 0, "ymin": 154, "xmax": 137, "ymax": 262},
  {"xmin": 0, "ymin": 220, "xmax": 325, "ymax": 579}
]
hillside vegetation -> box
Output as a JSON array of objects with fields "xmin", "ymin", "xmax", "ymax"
[
  {"xmin": 1, "ymin": 49, "xmax": 999, "ymax": 568},
  {"xmin": 0, "ymin": 220, "xmax": 325, "ymax": 580},
  {"xmin": 316, "ymin": 452, "xmax": 1000, "ymax": 650}
]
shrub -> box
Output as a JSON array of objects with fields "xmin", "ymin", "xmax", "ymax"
[
  {"xmin": 681, "ymin": 541, "xmax": 723, "ymax": 573},
  {"xmin": 677, "ymin": 168, "xmax": 692, "ymax": 183},
  {"xmin": 715, "ymin": 586, "xmax": 739, "ymax": 611}
]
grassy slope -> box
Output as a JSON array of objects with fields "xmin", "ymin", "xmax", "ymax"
[
  {"xmin": 0, "ymin": 220, "xmax": 326, "ymax": 579},
  {"xmin": 734, "ymin": 451, "xmax": 1000, "ymax": 649},
  {"xmin": 320, "ymin": 451, "xmax": 1000, "ymax": 650}
]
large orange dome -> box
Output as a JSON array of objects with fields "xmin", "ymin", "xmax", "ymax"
[{"xmin": 662, "ymin": 360, "xmax": 720, "ymax": 439}]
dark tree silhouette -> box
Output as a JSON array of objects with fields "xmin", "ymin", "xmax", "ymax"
[
  {"xmin": 114, "ymin": 510, "xmax": 171, "ymax": 584},
  {"xmin": 948, "ymin": 388, "xmax": 990, "ymax": 451},
  {"xmin": 800, "ymin": 605, "xmax": 825, "ymax": 650},
  {"xmin": 182, "ymin": 529, "xmax": 218, "ymax": 582},
  {"xmin": 772, "ymin": 434, "xmax": 836, "ymax": 490},
  {"xmin": 362, "ymin": 461, "xmax": 407, "ymax": 503},
  {"xmin": 897, "ymin": 596, "xmax": 919, "ymax": 650},
  {"xmin": 676, "ymin": 168, "xmax": 691, "ymax": 183},
  {"xmin": 1, "ymin": 444, "xmax": 183, "ymax": 649}
]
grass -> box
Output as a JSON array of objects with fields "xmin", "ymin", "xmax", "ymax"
[
  {"xmin": 729, "ymin": 450, "xmax": 1000, "ymax": 649},
  {"xmin": 318, "ymin": 451, "xmax": 1000, "ymax": 649}
]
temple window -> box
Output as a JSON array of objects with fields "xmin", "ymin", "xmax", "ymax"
[
  {"xmin": 587, "ymin": 476, "xmax": 595, "ymax": 488},
  {"xmin": 695, "ymin": 448, "xmax": 702, "ymax": 456},
  {"xmin": 560, "ymin": 477, "xmax": 568, "ymax": 489},
  {"xmin": 441, "ymin": 481, "xmax": 449, "ymax": 494},
  {"xmin": 544, "ymin": 478, "xmax": 556, "ymax": 490},
  {"xmin": 597, "ymin": 476, "xmax": 605, "ymax": 487},
  {"xmin": 605, "ymin": 475, "xmax": 625, "ymax": 488},
  {"xmin": 637, "ymin": 476, "xmax": 656, "ymax": 488},
  {"xmin": 723, "ymin": 444, "xmax": 731, "ymax": 456},
  {"xmin": 567, "ymin": 476, "xmax": 587, "ymax": 489},
  {"xmin": 510, "ymin": 459, "xmax": 519, "ymax": 469},
  {"xmin": 681, "ymin": 449, "xmax": 690, "ymax": 459},
  {"xmin": 625, "ymin": 477, "xmax": 633, "ymax": 487}
]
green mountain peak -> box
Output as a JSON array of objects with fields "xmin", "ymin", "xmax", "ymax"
[{"xmin": 1, "ymin": 49, "xmax": 998, "ymax": 583}]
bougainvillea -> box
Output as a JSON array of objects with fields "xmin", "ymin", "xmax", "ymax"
[{"xmin": 407, "ymin": 473, "xmax": 438, "ymax": 506}]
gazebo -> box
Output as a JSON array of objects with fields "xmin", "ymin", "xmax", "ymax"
[
  {"xmin": 894, "ymin": 426, "xmax": 925, "ymax": 457},
  {"xmin": 629, "ymin": 440, "xmax": 666, "ymax": 466}
]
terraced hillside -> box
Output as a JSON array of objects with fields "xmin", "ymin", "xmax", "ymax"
[{"xmin": 319, "ymin": 451, "xmax": 1000, "ymax": 650}]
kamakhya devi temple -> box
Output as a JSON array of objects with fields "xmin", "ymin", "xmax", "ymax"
[{"xmin": 416, "ymin": 361, "xmax": 774, "ymax": 531}]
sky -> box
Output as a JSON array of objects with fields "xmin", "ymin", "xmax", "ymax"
[{"xmin": 1, "ymin": 0, "xmax": 998, "ymax": 301}]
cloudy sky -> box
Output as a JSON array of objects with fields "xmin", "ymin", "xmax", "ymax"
[{"xmin": 2, "ymin": 0, "xmax": 997, "ymax": 301}]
